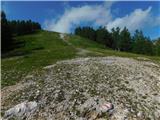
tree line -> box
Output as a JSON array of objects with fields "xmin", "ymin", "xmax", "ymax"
[
  {"xmin": 75, "ymin": 26, "xmax": 160, "ymax": 56},
  {"xmin": 9, "ymin": 20, "xmax": 41, "ymax": 35},
  {"xmin": 1, "ymin": 11, "xmax": 41, "ymax": 53}
]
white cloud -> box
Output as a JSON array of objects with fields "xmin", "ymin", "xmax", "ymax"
[
  {"xmin": 106, "ymin": 7, "xmax": 152, "ymax": 32},
  {"xmin": 44, "ymin": 3, "xmax": 113, "ymax": 33},
  {"xmin": 154, "ymin": 16, "xmax": 160, "ymax": 26},
  {"xmin": 44, "ymin": 3, "xmax": 159, "ymax": 34}
]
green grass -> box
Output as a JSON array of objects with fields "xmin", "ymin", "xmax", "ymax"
[
  {"xmin": 68, "ymin": 34, "xmax": 160, "ymax": 62},
  {"xmin": 68, "ymin": 35, "xmax": 105, "ymax": 49},
  {"xmin": 1, "ymin": 31, "xmax": 76, "ymax": 87},
  {"xmin": 1, "ymin": 30, "xmax": 160, "ymax": 87}
]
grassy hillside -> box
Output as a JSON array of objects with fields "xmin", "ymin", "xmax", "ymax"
[
  {"xmin": 2, "ymin": 31, "xmax": 76, "ymax": 87},
  {"xmin": 68, "ymin": 35, "xmax": 160, "ymax": 61},
  {"xmin": 2, "ymin": 30, "xmax": 160, "ymax": 87}
]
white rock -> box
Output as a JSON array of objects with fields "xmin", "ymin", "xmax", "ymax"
[
  {"xmin": 137, "ymin": 111, "xmax": 143, "ymax": 117},
  {"xmin": 4, "ymin": 101, "xmax": 37, "ymax": 119}
]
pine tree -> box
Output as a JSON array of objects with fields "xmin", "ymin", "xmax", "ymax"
[
  {"xmin": 154, "ymin": 38, "xmax": 160, "ymax": 56},
  {"xmin": 119, "ymin": 27, "xmax": 132, "ymax": 51},
  {"xmin": 1, "ymin": 11, "xmax": 13, "ymax": 53},
  {"xmin": 132, "ymin": 30, "xmax": 153, "ymax": 55},
  {"xmin": 96, "ymin": 26, "xmax": 112, "ymax": 47},
  {"xmin": 111, "ymin": 27, "xmax": 121, "ymax": 50}
]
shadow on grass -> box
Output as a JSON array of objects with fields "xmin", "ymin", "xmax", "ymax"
[{"xmin": 2, "ymin": 39, "xmax": 28, "ymax": 58}]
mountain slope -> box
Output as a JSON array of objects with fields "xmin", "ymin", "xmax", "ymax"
[
  {"xmin": 1, "ymin": 30, "xmax": 160, "ymax": 120},
  {"xmin": 2, "ymin": 30, "xmax": 160, "ymax": 87},
  {"xmin": 1, "ymin": 30, "xmax": 103, "ymax": 87}
]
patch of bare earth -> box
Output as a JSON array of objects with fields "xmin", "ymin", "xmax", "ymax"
[{"xmin": 1, "ymin": 57, "xmax": 160, "ymax": 120}]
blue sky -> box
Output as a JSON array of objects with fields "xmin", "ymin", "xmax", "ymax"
[{"xmin": 2, "ymin": 1, "xmax": 160, "ymax": 39}]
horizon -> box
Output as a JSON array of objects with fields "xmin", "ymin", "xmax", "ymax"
[{"xmin": 2, "ymin": 1, "xmax": 160, "ymax": 39}]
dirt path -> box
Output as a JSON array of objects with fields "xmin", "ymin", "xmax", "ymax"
[{"xmin": 60, "ymin": 33, "xmax": 94, "ymax": 56}]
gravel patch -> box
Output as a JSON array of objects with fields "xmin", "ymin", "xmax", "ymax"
[{"xmin": 2, "ymin": 57, "xmax": 160, "ymax": 120}]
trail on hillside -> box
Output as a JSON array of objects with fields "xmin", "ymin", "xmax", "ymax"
[
  {"xmin": 2, "ymin": 56, "xmax": 160, "ymax": 120},
  {"xmin": 60, "ymin": 33, "xmax": 94, "ymax": 57}
]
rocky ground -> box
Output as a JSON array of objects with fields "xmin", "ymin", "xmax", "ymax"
[{"xmin": 1, "ymin": 57, "xmax": 160, "ymax": 120}]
